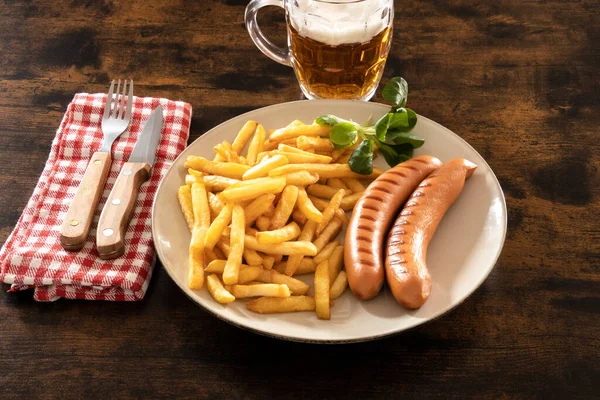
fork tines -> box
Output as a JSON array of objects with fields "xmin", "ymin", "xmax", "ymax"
[{"xmin": 103, "ymin": 79, "xmax": 134, "ymax": 121}]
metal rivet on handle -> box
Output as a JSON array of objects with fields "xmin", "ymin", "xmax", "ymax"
[
  {"xmin": 70, "ymin": 219, "xmax": 79, "ymax": 226},
  {"xmin": 111, "ymin": 199, "xmax": 121, "ymax": 205},
  {"xmin": 123, "ymin": 170, "xmax": 132, "ymax": 176},
  {"xmin": 102, "ymin": 228, "xmax": 114, "ymax": 237},
  {"xmin": 94, "ymin": 160, "xmax": 101, "ymax": 165},
  {"xmin": 82, "ymin": 188, "xmax": 90, "ymax": 195}
]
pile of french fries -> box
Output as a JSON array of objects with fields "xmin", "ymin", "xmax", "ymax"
[{"xmin": 176, "ymin": 120, "xmax": 382, "ymax": 320}]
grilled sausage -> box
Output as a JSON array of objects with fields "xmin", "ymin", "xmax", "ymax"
[
  {"xmin": 385, "ymin": 158, "xmax": 477, "ymax": 309},
  {"xmin": 345, "ymin": 156, "xmax": 442, "ymax": 300}
]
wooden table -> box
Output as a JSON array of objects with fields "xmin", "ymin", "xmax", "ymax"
[{"xmin": 1, "ymin": 1, "xmax": 598, "ymax": 398}]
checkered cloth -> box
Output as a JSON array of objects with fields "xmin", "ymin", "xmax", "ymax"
[{"xmin": 0, "ymin": 93, "xmax": 191, "ymax": 301}]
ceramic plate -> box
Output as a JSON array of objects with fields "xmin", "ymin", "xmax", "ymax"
[{"xmin": 152, "ymin": 100, "xmax": 506, "ymax": 343}]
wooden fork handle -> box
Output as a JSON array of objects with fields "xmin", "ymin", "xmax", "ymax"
[
  {"xmin": 60, "ymin": 151, "xmax": 112, "ymax": 251},
  {"xmin": 96, "ymin": 162, "xmax": 151, "ymax": 260}
]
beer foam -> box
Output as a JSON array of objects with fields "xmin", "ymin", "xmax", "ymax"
[{"xmin": 289, "ymin": 0, "xmax": 392, "ymax": 46}]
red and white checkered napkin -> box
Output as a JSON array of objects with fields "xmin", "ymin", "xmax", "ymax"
[{"xmin": 0, "ymin": 93, "xmax": 191, "ymax": 301}]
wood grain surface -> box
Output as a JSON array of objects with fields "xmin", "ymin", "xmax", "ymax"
[{"xmin": 0, "ymin": 1, "xmax": 598, "ymax": 399}]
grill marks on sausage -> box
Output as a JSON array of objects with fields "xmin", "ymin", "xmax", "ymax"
[
  {"xmin": 361, "ymin": 203, "xmax": 379, "ymax": 212},
  {"xmin": 371, "ymin": 185, "xmax": 393, "ymax": 195},
  {"xmin": 386, "ymin": 170, "xmax": 407, "ymax": 179},
  {"xmin": 364, "ymin": 193, "xmax": 385, "ymax": 202},
  {"xmin": 357, "ymin": 258, "xmax": 375, "ymax": 267},
  {"xmin": 411, "ymin": 158, "xmax": 429, "ymax": 165},
  {"xmin": 390, "ymin": 227, "xmax": 406, "ymax": 236},
  {"xmin": 377, "ymin": 177, "xmax": 400, "ymax": 186},
  {"xmin": 357, "ymin": 224, "xmax": 374, "ymax": 232},
  {"xmin": 360, "ymin": 214, "xmax": 377, "ymax": 222},
  {"xmin": 388, "ymin": 247, "xmax": 404, "ymax": 256}
]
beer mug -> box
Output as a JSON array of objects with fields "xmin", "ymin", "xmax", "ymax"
[{"xmin": 245, "ymin": 0, "xmax": 394, "ymax": 101}]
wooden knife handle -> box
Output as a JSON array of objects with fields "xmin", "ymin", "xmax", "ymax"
[
  {"xmin": 60, "ymin": 151, "xmax": 112, "ymax": 250},
  {"xmin": 96, "ymin": 162, "xmax": 151, "ymax": 260}
]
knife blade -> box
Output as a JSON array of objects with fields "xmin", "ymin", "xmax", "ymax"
[{"xmin": 96, "ymin": 105, "xmax": 164, "ymax": 259}]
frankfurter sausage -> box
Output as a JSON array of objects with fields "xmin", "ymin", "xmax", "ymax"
[
  {"xmin": 385, "ymin": 158, "xmax": 477, "ymax": 309},
  {"xmin": 345, "ymin": 156, "xmax": 442, "ymax": 300}
]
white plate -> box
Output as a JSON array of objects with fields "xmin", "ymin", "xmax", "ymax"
[{"xmin": 152, "ymin": 100, "xmax": 507, "ymax": 343}]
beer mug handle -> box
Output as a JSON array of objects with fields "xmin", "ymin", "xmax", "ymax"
[{"xmin": 245, "ymin": 0, "xmax": 291, "ymax": 66}]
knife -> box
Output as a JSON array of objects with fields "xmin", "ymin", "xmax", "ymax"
[{"xmin": 96, "ymin": 105, "xmax": 164, "ymax": 260}]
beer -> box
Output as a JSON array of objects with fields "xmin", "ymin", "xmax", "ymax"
[
  {"xmin": 246, "ymin": 0, "xmax": 394, "ymax": 100},
  {"xmin": 288, "ymin": 24, "xmax": 392, "ymax": 100}
]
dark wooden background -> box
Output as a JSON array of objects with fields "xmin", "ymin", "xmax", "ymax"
[{"xmin": 1, "ymin": 1, "xmax": 598, "ymax": 398}]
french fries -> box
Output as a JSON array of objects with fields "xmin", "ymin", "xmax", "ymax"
[
  {"xmin": 243, "ymin": 193, "xmax": 276, "ymax": 227},
  {"xmin": 256, "ymin": 216, "xmax": 271, "ymax": 231},
  {"xmin": 275, "ymin": 257, "xmax": 317, "ymax": 276},
  {"xmin": 232, "ymin": 284, "xmax": 291, "ymax": 298},
  {"xmin": 313, "ymin": 217, "xmax": 343, "ymax": 253},
  {"xmin": 291, "ymin": 208, "xmax": 308, "ymax": 226},
  {"xmin": 177, "ymin": 185, "xmax": 194, "ymax": 231},
  {"xmin": 206, "ymin": 274, "xmax": 236, "ymax": 304},
  {"xmin": 269, "ymin": 123, "xmax": 331, "ymax": 142},
  {"xmin": 316, "ymin": 189, "xmax": 345, "ymax": 236},
  {"xmin": 262, "ymin": 255, "xmax": 275, "ymax": 270},
  {"xmin": 339, "ymin": 191, "xmax": 364, "ymax": 212},
  {"xmin": 328, "ymin": 245, "xmax": 344, "ymax": 284},
  {"xmin": 313, "ymin": 240, "xmax": 339, "ymax": 264},
  {"xmin": 185, "ymin": 156, "xmax": 249, "ymax": 179},
  {"xmin": 330, "ymin": 271, "xmax": 348, "ymax": 300},
  {"xmin": 222, "ymin": 205, "xmax": 245, "ymax": 285},
  {"xmin": 274, "ymin": 151, "xmax": 332, "ymax": 164},
  {"xmin": 203, "ymin": 175, "xmax": 239, "ymax": 191},
  {"xmin": 269, "ymin": 270, "xmax": 310, "ymax": 295},
  {"xmin": 205, "ymin": 247, "xmax": 221, "ymax": 264},
  {"xmin": 232, "ymin": 120, "xmax": 258, "ymax": 154},
  {"xmin": 204, "ymin": 203, "xmax": 233, "ymax": 251},
  {"xmin": 246, "ymin": 296, "xmax": 316, "ymax": 314},
  {"xmin": 270, "ymin": 185, "xmax": 299, "ymax": 229},
  {"xmin": 208, "ymin": 192, "xmax": 225, "ymax": 218},
  {"xmin": 238, "ymin": 266, "xmax": 263, "ymax": 284},
  {"xmin": 308, "ymin": 196, "xmax": 348, "ymax": 223},
  {"xmin": 297, "ymin": 136, "xmax": 334, "ymax": 152},
  {"xmin": 306, "ymin": 184, "xmax": 343, "ymax": 199},
  {"xmin": 256, "ymin": 222, "xmax": 301, "ymax": 244},
  {"xmin": 188, "ymin": 182, "xmax": 211, "ymax": 289},
  {"xmin": 327, "ymin": 178, "xmax": 348, "ymax": 191},
  {"xmin": 315, "ymin": 260, "xmax": 331, "ymax": 320},
  {"xmin": 285, "ymin": 220, "xmax": 317, "ymax": 276},
  {"xmin": 278, "ymin": 171, "xmax": 320, "ymax": 186},
  {"xmin": 297, "ymin": 188, "xmax": 323, "ymax": 222},
  {"xmin": 246, "ymin": 123, "xmax": 265, "ymax": 166},
  {"xmin": 242, "ymin": 154, "xmax": 289, "ymax": 180},
  {"xmin": 244, "ymin": 235, "xmax": 317, "ymax": 256},
  {"xmin": 341, "ymin": 178, "xmax": 365, "ymax": 193},
  {"xmin": 221, "ymin": 177, "xmax": 286, "ymax": 202},
  {"xmin": 205, "ymin": 259, "xmax": 228, "ymax": 273},
  {"xmin": 243, "ymin": 248, "xmax": 264, "ymax": 266},
  {"xmin": 178, "ymin": 118, "xmax": 382, "ymax": 319}
]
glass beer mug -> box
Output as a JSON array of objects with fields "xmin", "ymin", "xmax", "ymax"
[{"xmin": 245, "ymin": 0, "xmax": 394, "ymax": 101}]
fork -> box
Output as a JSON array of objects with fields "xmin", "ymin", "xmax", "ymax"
[{"xmin": 60, "ymin": 79, "xmax": 134, "ymax": 251}]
